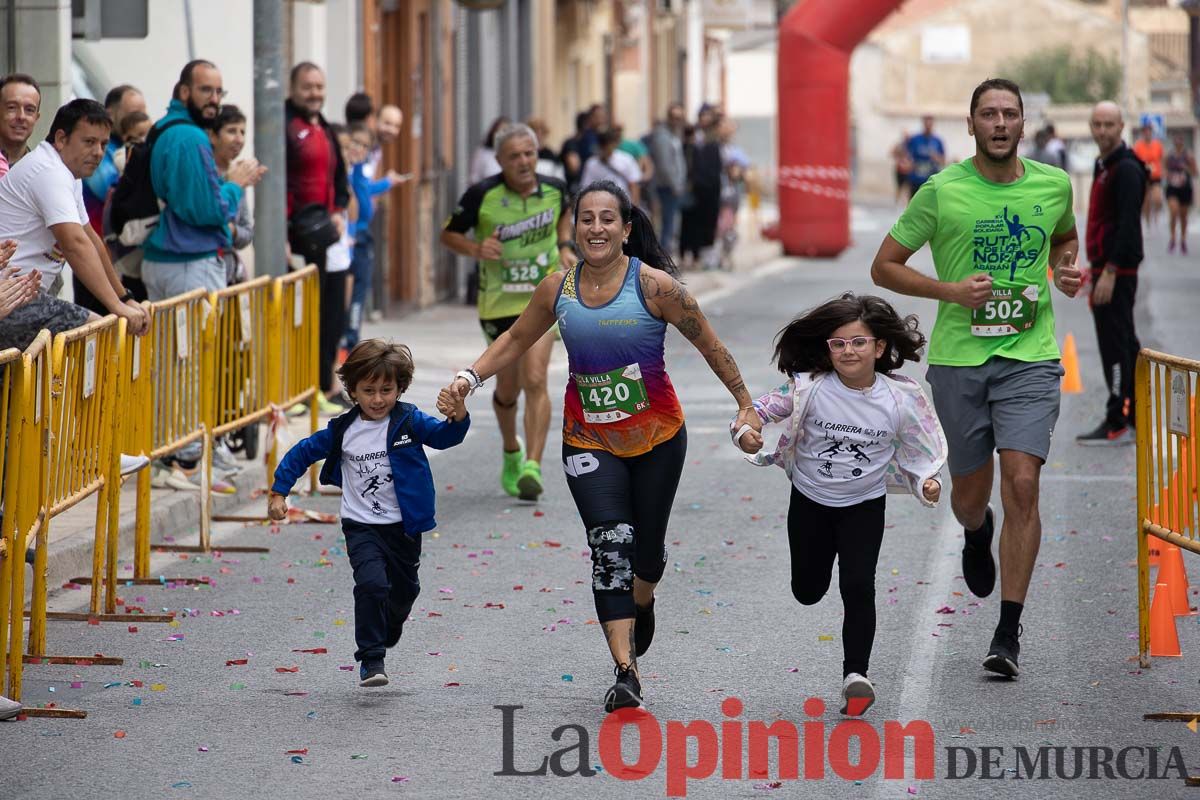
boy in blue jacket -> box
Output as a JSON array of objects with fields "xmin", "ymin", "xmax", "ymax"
[{"xmin": 268, "ymin": 340, "xmax": 469, "ymax": 687}]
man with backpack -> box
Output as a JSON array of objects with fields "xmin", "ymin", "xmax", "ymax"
[{"xmin": 128, "ymin": 59, "xmax": 264, "ymax": 302}]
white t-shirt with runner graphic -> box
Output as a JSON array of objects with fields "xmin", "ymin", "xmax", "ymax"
[
  {"xmin": 792, "ymin": 375, "xmax": 898, "ymax": 508},
  {"xmin": 340, "ymin": 415, "xmax": 403, "ymax": 524}
]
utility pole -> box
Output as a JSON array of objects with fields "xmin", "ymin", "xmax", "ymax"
[
  {"xmin": 1120, "ymin": 0, "xmax": 1130, "ymax": 114},
  {"xmin": 253, "ymin": 0, "xmax": 287, "ymax": 277}
]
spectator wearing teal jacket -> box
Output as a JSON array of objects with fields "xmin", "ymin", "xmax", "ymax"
[{"xmin": 141, "ymin": 60, "xmax": 265, "ymax": 301}]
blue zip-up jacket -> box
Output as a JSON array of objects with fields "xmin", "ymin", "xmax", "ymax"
[
  {"xmin": 143, "ymin": 99, "xmax": 243, "ymax": 263},
  {"xmin": 271, "ymin": 402, "xmax": 470, "ymax": 536},
  {"xmin": 350, "ymin": 162, "xmax": 391, "ymax": 238}
]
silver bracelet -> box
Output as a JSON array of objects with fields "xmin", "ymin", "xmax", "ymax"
[{"xmin": 455, "ymin": 369, "xmax": 483, "ymax": 395}]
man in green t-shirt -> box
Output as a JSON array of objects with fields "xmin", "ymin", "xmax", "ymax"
[
  {"xmin": 441, "ymin": 123, "xmax": 574, "ymax": 502},
  {"xmin": 871, "ymin": 78, "xmax": 1084, "ymax": 680}
]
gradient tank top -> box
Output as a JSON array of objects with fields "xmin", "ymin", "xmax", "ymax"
[{"xmin": 555, "ymin": 257, "xmax": 685, "ymax": 457}]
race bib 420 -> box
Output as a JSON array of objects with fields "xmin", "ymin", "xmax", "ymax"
[
  {"xmin": 576, "ymin": 363, "xmax": 651, "ymax": 423},
  {"xmin": 971, "ymin": 284, "xmax": 1038, "ymax": 337}
]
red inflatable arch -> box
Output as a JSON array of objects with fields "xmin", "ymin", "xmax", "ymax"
[{"xmin": 777, "ymin": 0, "xmax": 904, "ymax": 257}]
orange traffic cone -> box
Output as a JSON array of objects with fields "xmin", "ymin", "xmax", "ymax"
[
  {"xmin": 1150, "ymin": 582, "xmax": 1182, "ymax": 657},
  {"xmin": 1159, "ymin": 544, "xmax": 1196, "ymax": 616},
  {"xmin": 1060, "ymin": 333, "xmax": 1083, "ymax": 394}
]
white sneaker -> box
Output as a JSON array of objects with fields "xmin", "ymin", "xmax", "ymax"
[
  {"xmin": 163, "ymin": 467, "xmax": 202, "ymax": 493},
  {"xmin": 840, "ymin": 673, "xmax": 875, "ymax": 716},
  {"xmin": 211, "ymin": 440, "xmax": 242, "ymax": 476},
  {"xmin": 0, "ymin": 693, "xmax": 22, "ymax": 721},
  {"xmin": 119, "ymin": 453, "xmax": 150, "ymax": 477}
]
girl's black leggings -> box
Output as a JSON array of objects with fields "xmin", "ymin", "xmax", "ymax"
[{"xmin": 787, "ymin": 486, "xmax": 886, "ymax": 678}]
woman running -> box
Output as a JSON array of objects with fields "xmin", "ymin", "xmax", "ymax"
[
  {"xmin": 438, "ymin": 179, "xmax": 761, "ymax": 712},
  {"xmin": 1165, "ymin": 132, "xmax": 1196, "ymax": 255},
  {"xmin": 734, "ymin": 293, "xmax": 946, "ymax": 715}
]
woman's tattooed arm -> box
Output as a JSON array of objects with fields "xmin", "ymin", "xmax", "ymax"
[{"xmin": 641, "ymin": 266, "xmax": 752, "ymax": 407}]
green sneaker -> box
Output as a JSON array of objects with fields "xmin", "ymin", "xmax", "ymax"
[
  {"xmin": 516, "ymin": 460, "xmax": 544, "ymax": 501},
  {"xmin": 501, "ymin": 441, "xmax": 525, "ymax": 497}
]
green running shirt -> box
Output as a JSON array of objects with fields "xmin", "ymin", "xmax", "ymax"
[
  {"xmin": 889, "ymin": 157, "xmax": 1076, "ymax": 367},
  {"xmin": 444, "ymin": 173, "xmax": 569, "ymax": 321}
]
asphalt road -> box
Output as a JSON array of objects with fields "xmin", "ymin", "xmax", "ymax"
[{"xmin": 3, "ymin": 205, "xmax": 1198, "ymax": 799}]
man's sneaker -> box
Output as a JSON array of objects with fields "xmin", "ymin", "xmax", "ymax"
[
  {"xmin": 840, "ymin": 673, "xmax": 876, "ymax": 716},
  {"xmin": 0, "ymin": 693, "xmax": 22, "ymax": 721},
  {"xmin": 516, "ymin": 460, "xmax": 544, "ymax": 501},
  {"xmin": 359, "ymin": 661, "xmax": 389, "ymax": 687},
  {"xmin": 962, "ymin": 505, "xmax": 996, "ymax": 598},
  {"xmin": 634, "ymin": 599, "xmax": 655, "ymax": 657},
  {"xmin": 211, "ymin": 440, "xmax": 242, "ymax": 476},
  {"xmin": 501, "ymin": 440, "xmax": 525, "ymax": 497},
  {"xmin": 162, "ymin": 467, "xmax": 201, "ymax": 493},
  {"xmin": 983, "ymin": 625, "xmax": 1022, "ymax": 678},
  {"xmin": 118, "ymin": 453, "xmax": 149, "ymax": 477},
  {"xmin": 1076, "ymin": 422, "xmax": 1133, "ymax": 447},
  {"xmin": 604, "ymin": 664, "xmax": 643, "ymax": 712}
]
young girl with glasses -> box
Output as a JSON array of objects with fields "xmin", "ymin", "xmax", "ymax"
[{"xmin": 732, "ymin": 293, "xmax": 947, "ymax": 716}]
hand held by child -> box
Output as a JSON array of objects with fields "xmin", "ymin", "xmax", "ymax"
[{"xmin": 267, "ymin": 492, "xmax": 288, "ymax": 521}]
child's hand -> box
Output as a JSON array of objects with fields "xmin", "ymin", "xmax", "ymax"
[
  {"xmin": 732, "ymin": 406, "xmax": 764, "ymax": 454},
  {"xmin": 267, "ymin": 492, "xmax": 289, "ymax": 521},
  {"xmin": 450, "ymin": 392, "xmax": 468, "ymax": 422},
  {"xmin": 922, "ymin": 478, "xmax": 941, "ymax": 503},
  {"xmin": 736, "ymin": 426, "xmax": 763, "ymax": 454}
]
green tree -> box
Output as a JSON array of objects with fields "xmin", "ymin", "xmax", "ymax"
[{"xmin": 1012, "ymin": 46, "xmax": 1122, "ymax": 105}]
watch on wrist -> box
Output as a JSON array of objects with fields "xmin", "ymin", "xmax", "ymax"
[
  {"xmin": 557, "ymin": 240, "xmax": 578, "ymax": 255},
  {"xmin": 118, "ymin": 291, "xmax": 133, "ymax": 303}
]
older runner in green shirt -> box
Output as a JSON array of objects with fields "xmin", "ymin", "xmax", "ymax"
[
  {"xmin": 871, "ymin": 79, "xmax": 1084, "ymax": 680},
  {"xmin": 441, "ymin": 123, "xmax": 575, "ymax": 502}
]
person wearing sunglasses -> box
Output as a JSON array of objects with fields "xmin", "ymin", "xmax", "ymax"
[{"xmin": 733, "ymin": 293, "xmax": 946, "ymax": 717}]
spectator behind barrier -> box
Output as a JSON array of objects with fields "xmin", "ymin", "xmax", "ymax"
[
  {"xmin": 0, "ymin": 98, "xmax": 149, "ymax": 351},
  {"xmin": 209, "ymin": 104, "xmax": 254, "ymax": 286},
  {"xmin": 0, "ymin": 73, "xmax": 40, "ymax": 170},
  {"xmin": 141, "ymin": 59, "xmax": 265, "ymax": 302},
  {"xmin": 285, "ymin": 61, "xmax": 350, "ymax": 407}
]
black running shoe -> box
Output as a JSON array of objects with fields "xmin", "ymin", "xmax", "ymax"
[
  {"xmin": 604, "ymin": 664, "xmax": 643, "ymax": 712},
  {"xmin": 359, "ymin": 661, "xmax": 389, "ymax": 687},
  {"xmin": 983, "ymin": 625, "xmax": 1022, "ymax": 678},
  {"xmin": 962, "ymin": 505, "xmax": 996, "ymax": 598},
  {"xmin": 634, "ymin": 599, "xmax": 655, "ymax": 658},
  {"xmin": 1075, "ymin": 421, "xmax": 1133, "ymax": 447}
]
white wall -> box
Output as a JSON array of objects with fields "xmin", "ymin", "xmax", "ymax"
[
  {"xmin": 725, "ymin": 47, "xmax": 774, "ymax": 118},
  {"xmin": 73, "ymin": 1, "xmax": 256, "ymax": 156}
]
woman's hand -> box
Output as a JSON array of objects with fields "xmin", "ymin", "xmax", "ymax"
[
  {"xmin": 267, "ymin": 492, "xmax": 288, "ymax": 521},
  {"xmin": 0, "ymin": 266, "xmax": 38, "ymax": 322},
  {"xmin": 733, "ymin": 406, "xmax": 763, "ymax": 454},
  {"xmin": 922, "ymin": 478, "xmax": 941, "ymax": 503}
]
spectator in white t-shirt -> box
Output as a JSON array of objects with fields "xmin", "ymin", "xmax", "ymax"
[
  {"xmin": 0, "ymin": 98, "xmax": 149, "ymax": 351},
  {"xmin": 580, "ymin": 128, "xmax": 643, "ymax": 206}
]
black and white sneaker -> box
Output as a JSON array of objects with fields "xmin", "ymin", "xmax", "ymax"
[
  {"xmin": 1076, "ymin": 421, "xmax": 1133, "ymax": 447},
  {"xmin": 840, "ymin": 673, "xmax": 876, "ymax": 716},
  {"xmin": 634, "ymin": 599, "xmax": 655, "ymax": 658},
  {"xmin": 604, "ymin": 664, "xmax": 643, "ymax": 712},
  {"xmin": 962, "ymin": 505, "xmax": 996, "ymax": 598},
  {"xmin": 983, "ymin": 625, "xmax": 1022, "ymax": 678},
  {"xmin": 359, "ymin": 661, "xmax": 389, "ymax": 687}
]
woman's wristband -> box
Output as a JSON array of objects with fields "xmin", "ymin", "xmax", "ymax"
[{"xmin": 455, "ymin": 368, "xmax": 483, "ymax": 394}]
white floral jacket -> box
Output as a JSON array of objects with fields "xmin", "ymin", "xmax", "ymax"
[{"xmin": 738, "ymin": 371, "xmax": 948, "ymax": 507}]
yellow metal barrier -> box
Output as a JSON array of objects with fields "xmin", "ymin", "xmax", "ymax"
[
  {"xmin": 1136, "ymin": 349, "xmax": 1200, "ymax": 668},
  {"xmin": 134, "ymin": 289, "xmax": 215, "ymax": 554},
  {"xmin": 0, "ymin": 344, "xmax": 24, "ymax": 704},
  {"xmin": 3, "ymin": 333, "xmax": 58, "ymax": 710},
  {"xmin": 272, "ymin": 266, "xmax": 320, "ymax": 493}
]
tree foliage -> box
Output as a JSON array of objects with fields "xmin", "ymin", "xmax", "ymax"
[{"xmin": 1012, "ymin": 46, "xmax": 1122, "ymax": 105}]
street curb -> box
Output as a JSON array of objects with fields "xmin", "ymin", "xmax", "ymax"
[{"xmin": 28, "ymin": 459, "xmax": 271, "ymax": 605}]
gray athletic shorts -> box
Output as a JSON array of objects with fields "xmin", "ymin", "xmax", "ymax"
[
  {"xmin": 0, "ymin": 290, "xmax": 91, "ymax": 351},
  {"xmin": 926, "ymin": 358, "xmax": 1064, "ymax": 476}
]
